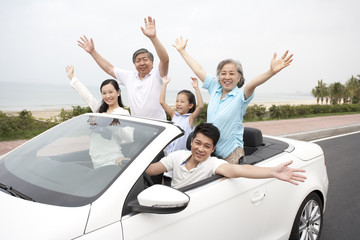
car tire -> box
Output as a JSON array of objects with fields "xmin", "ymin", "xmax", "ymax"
[{"xmin": 289, "ymin": 192, "xmax": 323, "ymax": 240}]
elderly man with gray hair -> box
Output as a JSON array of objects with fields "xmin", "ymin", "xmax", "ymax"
[{"xmin": 78, "ymin": 16, "xmax": 169, "ymax": 120}]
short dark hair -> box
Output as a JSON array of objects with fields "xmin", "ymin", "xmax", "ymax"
[
  {"xmin": 193, "ymin": 123, "xmax": 220, "ymax": 147},
  {"xmin": 132, "ymin": 48, "xmax": 154, "ymax": 63}
]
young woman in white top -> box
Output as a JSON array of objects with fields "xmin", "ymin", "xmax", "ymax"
[
  {"xmin": 66, "ymin": 65, "xmax": 129, "ymax": 115},
  {"xmin": 65, "ymin": 65, "xmax": 132, "ymax": 168}
]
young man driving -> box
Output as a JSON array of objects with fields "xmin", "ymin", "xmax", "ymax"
[{"xmin": 146, "ymin": 123, "xmax": 306, "ymax": 189}]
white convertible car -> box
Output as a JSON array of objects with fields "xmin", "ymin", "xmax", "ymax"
[{"xmin": 0, "ymin": 113, "xmax": 328, "ymax": 240}]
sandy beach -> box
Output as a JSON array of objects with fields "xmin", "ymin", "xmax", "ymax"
[
  {"xmin": 249, "ymin": 99, "xmax": 318, "ymax": 109},
  {"xmin": 2, "ymin": 109, "xmax": 62, "ymax": 120},
  {"xmin": 1, "ymin": 99, "xmax": 318, "ymax": 120}
]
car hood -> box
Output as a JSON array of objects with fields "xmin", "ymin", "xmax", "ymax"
[{"xmin": 0, "ymin": 191, "xmax": 90, "ymax": 240}]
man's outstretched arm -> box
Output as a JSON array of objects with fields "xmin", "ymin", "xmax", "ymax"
[
  {"xmin": 215, "ymin": 160, "xmax": 306, "ymax": 185},
  {"xmin": 78, "ymin": 35, "xmax": 116, "ymax": 79}
]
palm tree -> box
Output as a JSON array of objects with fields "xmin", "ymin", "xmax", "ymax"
[
  {"xmin": 324, "ymin": 85, "xmax": 330, "ymax": 105},
  {"xmin": 312, "ymin": 80, "xmax": 328, "ymax": 104},
  {"xmin": 345, "ymin": 76, "xmax": 359, "ymax": 104},
  {"xmin": 319, "ymin": 80, "xmax": 328, "ymax": 104},
  {"xmin": 311, "ymin": 86, "xmax": 320, "ymax": 104},
  {"xmin": 329, "ymin": 82, "xmax": 345, "ymax": 104},
  {"xmin": 356, "ymin": 75, "xmax": 360, "ymax": 103}
]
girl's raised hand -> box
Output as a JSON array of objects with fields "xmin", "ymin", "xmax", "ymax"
[
  {"xmin": 191, "ymin": 77, "xmax": 199, "ymax": 89},
  {"xmin": 161, "ymin": 76, "xmax": 171, "ymax": 85},
  {"xmin": 172, "ymin": 36, "xmax": 188, "ymax": 52}
]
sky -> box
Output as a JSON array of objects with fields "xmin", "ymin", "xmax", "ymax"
[{"xmin": 0, "ymin": 0, "xmax": 359, "ymax": 96}]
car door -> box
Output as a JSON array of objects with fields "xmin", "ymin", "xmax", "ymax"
[{"xmin": 121, "ymin": 175, "xmax": 274, "ymax": 240}]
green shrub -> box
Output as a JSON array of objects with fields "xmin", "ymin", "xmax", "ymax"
[
  {"xmin": 269, "ymin": 105, "xmax": 297, "ymax": 119},
  {"xmin": 54, "ymin": 106, "xmax": 92, "ymax": 122},
  {"xmin": 195, "ymin": 103, "xmax": 208, "ymax": 125},
  {"xmin": 0, "ymin": 110, "xmax": 56, "ymax": 141},
  {"xmin": 244, "ymin": 104, "xmax": 267, "ymax": 121},
  {"xmin": 269, "ymin": 103, "xmax": 360, "ymax": 119}
]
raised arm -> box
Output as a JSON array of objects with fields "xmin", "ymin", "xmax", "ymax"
[
  {"xmin": 244, "ymin": 50, "xmax": 293, "ymax": 99},
  {"xmin": 141, "ymin": 16, "xmax": 169, "ymax": 77},
  {"xmin": 159, "ymin": 76, "xmax": 176, "ymax": 118},
  {"xmin": 173, "ymin": 37, "xmax": 207, "ymax": 82},
  {"xmin": 65, "ymin": 65, "xmax": 100, "ymax": 112},
  {"xmin": 77, "ymin": 35, "xmax": 116, "ymax": 79},
  {"xmin": 215, "ymin": 160, "xmax": 306, "ymax": 185},
  {"xmin": 189, "ymin": 77, "xmax": 204, "ymax": 127},
  {"xmin": 65, "ymin": 65, "xmax": 75, "ymax": 80}
]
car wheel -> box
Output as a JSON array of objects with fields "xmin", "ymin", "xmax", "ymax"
[{"xmin": 289, "ymin": 192, "xmax": 323, "ymax": 240}]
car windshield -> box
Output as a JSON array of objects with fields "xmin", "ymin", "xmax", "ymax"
[{"xmin": 0, "ymin": 114, "xmax": 164, "ymax": 207}]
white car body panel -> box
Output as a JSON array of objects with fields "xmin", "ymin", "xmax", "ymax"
[
  {"xmin": 121, "ymin": 151, "xmax": 327, "ymax": 240},
  {"xmin": 0, "ymin": 192, "xmax": 90, "ymax": 240},
  {"xmin": 0, "ymin": 114, "xmax": 329, "ymax": 240},
  {"xmin": 85, "ymin": 120, "xmax": 183, "ymax": 233}
]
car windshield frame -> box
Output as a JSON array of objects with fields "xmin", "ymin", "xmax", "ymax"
[{"xmin": 0, "ymin": 114, "xmax": 165, "ymax": 207}]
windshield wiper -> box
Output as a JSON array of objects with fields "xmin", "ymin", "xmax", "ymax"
[{"xmin": 0, "ymin": 182, "xmax": 35, "ymax": 201}]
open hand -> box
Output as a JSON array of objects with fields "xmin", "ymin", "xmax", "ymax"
[
  {"xmin": 161, "ymin": 76, "xmax": 171, "ymax": 85},
  {"xmin": 191, "ymin": 77, "xmax": 199, "ymax": 89},
  {"xmin": 65, "ymin": 65, "xmax": 74, "ymax": 80},
  {"xmin": 273, "ymin": 160, "xmax": 306, "ymax": 185},
  {"xmin": 77, "ymin": 35, "xmax": 95, "ymax": 54},
  {"xmin": 141, "ymin": 16, "xmax": 156, "ymax": 39},
  {"xmin": 172, "ymin": 36, "xmax": 188, "ymax": 52},
  {"xmin": 270, "ymin": 50, "xmax": 293, "ymax": 74}
]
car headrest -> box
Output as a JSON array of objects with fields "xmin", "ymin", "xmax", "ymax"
[
  {"xmin": 186, "ymin": 127, "xmax": 263, "ymax": 150},
  {"xmin": 243, "ymin": 127, "xmax": 263, "ymax": 147}
]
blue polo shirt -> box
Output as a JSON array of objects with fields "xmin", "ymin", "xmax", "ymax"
[{"xmin": 203, "ymin": 74, "xmax": 254, "ymax": 159}]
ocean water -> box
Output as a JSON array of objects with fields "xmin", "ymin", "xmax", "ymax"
[{"xmin": 0, "ymin": 81, "xmax": 314, "ymax": 111}]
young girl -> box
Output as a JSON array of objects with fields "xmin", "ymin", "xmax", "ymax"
[
  {"xmin": 65, "ymin": 65, "xmax": 131, "ymax": 168},
  {"xmin": 65, "ymin": 65, "xmax": 129, "ymax": 115},
  {"xmin": 160, "ymin": 76, "xmax": 204, "ymax": 154}
]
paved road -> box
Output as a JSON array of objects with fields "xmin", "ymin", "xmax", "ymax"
[{"xmin": 314, "ymin": 132, "xmax": 360, "ymax": 239}]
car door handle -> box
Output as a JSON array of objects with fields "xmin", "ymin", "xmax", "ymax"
[{"xmin": 251, "ymin": 193, "xmax": 265, "ymax": 203}]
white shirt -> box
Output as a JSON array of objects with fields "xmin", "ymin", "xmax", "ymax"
[
  {"xmin": 70, "ymin": 77, "xmax": 133, "ymax": 168},
  {"xmin": 114, "ymin": 67, "xmax": 166, "ymax": 120},
  {"xmin": 160, "ymin": 150, "xmax": 228, "ymax": 189},
  {"xmin": 88, "ymin": 121, "xmax": 133, "ymax": 168}
]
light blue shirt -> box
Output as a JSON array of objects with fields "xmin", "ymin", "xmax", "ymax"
[
  {"xmin": 166, "ymin": 112, "xmax": 193, "ymax": 154},
  {"xmin": 203, "ymin": 74, "xmax": 254, "ymax": 158}
]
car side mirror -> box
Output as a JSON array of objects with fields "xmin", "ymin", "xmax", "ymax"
[{"xmin": 129, "ymin": 185, "xmax": 190, "ymax": 214}]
